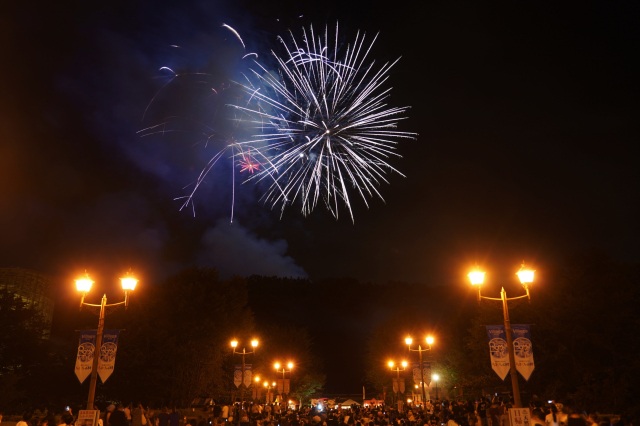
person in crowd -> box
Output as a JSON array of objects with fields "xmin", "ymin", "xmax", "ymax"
[
  {"xmin": 58, "ymin": 413, "xmax": 75, "ymax": 426},
  {"xmin": 546, "ymin": 404, "xmax": 559, "ymax": 426},
  {"xmin": 532, "ymin": 409, "xmax": 546, "ymax": 426},
  {"xmin": 488, "ymin": 397, "xmax": 504, "ymax": 426},
  {"xmin": 110, "ymin": 405, "xmax": 130, "ymax": 426},
  {"xmin": 586, "ymin": 414, "xmax": 599, "ymax": 426},
  {"xmin": 169, "ymin": 408, "xmax": 181, "ymax": 426},
  {"xmin": 476, "ymin": 399, "xmax": 488, "ymax": 426},
  {"xmin": 124, "ymin": 405, "xmax": 133, "ymax": 426},
  {"xmin": 157, "ymin": 408, "xmax": 170, "ymax": 426},
  {"xmin": 131, "ymin": 402, "xmax": 147, "ymax": 426},
  {"xmin": 105, "ymin": 405, "xmax": 117, "ymax": 426}
]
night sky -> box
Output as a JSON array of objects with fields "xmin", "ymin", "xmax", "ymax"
[{"xmin": 2, "ymin": 1, "xmax": 638, "ymax": 288}]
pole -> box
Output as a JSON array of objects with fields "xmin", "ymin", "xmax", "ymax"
[
  {"xmin": 87, "ymin": 294, "xmax": 106, "ymax": 410},
  {"xmin": 395, "ymin": 370, "xmax": 400, "ymax": 406},
  {"xmin": 419, "ymin": 348, "xmax": 426, "ymax": 406},
  {"xmin": 240, "ymin": 351, "xmax": 246, "ymax": 402},
  {"xmin": 281, "ymin": 369, "xmax": 286, "ymax": 400},
  {"xmin": 501, "ymin": 287, "xmax": 522, "ymax": 408}
]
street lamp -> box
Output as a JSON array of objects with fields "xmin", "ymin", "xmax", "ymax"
[
  {"xmin": 76, "ymin": 271, "xmax": 138, "ymax": 410},
  {"xmin": 252, "ymin": 376, "xmax": 262, "ymax": 400},
  {"xmin": 231, "ymin": 338, "xmax": 259, "ymax": 402},
  {"xmin": 263, "ymin": 380, "xmax": 277, "ymax": 404},
  {"xmin": 432, "ymin": 373, "xmax": 440, "ymax": 400},
  {"xmin": 468, "ymin": 262, "xmax": 535, "ymax": 408},
  {"xmin": 405, "ymin": 335, "xmax": 434, "ymax": 406},
  {"xmin": 388, "ymin": 360, "xmax": 408, "ymax": 409},
  {"xmin": 274, "ymin": 361, "xmax": 293, "ymax": 401}
]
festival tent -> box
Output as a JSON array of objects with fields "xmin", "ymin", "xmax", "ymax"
[{"xmin": 340, "ymin": 399, "xmax": 362, "ymax": 408}]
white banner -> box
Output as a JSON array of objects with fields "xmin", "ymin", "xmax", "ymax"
[
  {"xmin": 411, "ymin": 363, "xmax": 431, "ymax": 386},
  {"xmin": 233, "ymin": 364, "xmax": 253, "ymax": 388},
  {"xmin": 234, "ymin": 365, "xmax": 242, "ymax": 387},
  {"xmin": 243, "ymin": 364, "xmax": 253, "ymax": 388},
  {"xmin": 486, "ymin": 325, "xmax": 510, "ymax": 380},
  {"xmin": 75, "ymin": 330, "xmax": 96, "ymax": 383},
  {"xmin": 97, "ymin": 330, "xmax": 120, "ymax": 383},
  {"xmin": 512, "ymin": 324, "xmax": 535, "ymax": 381}
]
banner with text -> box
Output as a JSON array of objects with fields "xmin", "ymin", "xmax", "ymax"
[
  {"xmin": 486, "ymin": 325, "xmax": 510, "ymax": 380},
  {"xmin": 75, "ymin": 330, "xmax": 96, "ymax": 383},
  {"xmin": 512, "ymin": 324, "xmax": 535, "ymax": 381},
  {"xmin": 486, "ymin": 325, "xmax": 535, "ymax": 381},
  {"xmin": 97, "ymin": 329, "xmax": 120, "ymax": 383}
]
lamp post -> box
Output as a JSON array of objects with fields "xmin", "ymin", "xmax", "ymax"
[
  {"xmin": 468, "ymin": 262, "xmax": 535, "ymax": 408},
  {"xmin": 231, "ymin": 338, "xmax": 259, "ymax": 402},
  {"xmin": 263, "ymin": 380, "xmax": 277, "ymax": 404},
  {"xmin": 388, "ymin": 360, "xmax": 407, "ymax": 409},
  {"xmin": 274, "ymin": 361, "xmax": 293, "ymax": 402},
  {"xmin": 76, "ymin": 271, "xmax": 138, "ymax": 410},
  {"xmin": 432, "ymin": 373, "xmax": 440, "ymax": 401},
  {"xmin": 405, "ymin": 335, "xmax": 434, "ymax": 406},
  {"xmin": 252, "ymin": 376, "xmax": 262, "ymax": 400}
]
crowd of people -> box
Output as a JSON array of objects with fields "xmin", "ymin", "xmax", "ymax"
[
  {"xmin": 6, "ymin": 397, "xmax": 631, "ymax": 426},
  {"xmin": 124, "ymin": 397, "xmax": 631, "ymax": 426}
]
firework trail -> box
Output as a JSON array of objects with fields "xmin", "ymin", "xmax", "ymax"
[
  {"xmin": 231, "ymin": 22, "xmax": 416, "ymax": 221},
  {"xmin": 138, "ymin": 24, "xmax": 262, "ymax": 221}
]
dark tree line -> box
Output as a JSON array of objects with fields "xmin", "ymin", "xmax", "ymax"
[{"xmin": 1, "ymin": 251, "xmax": 638, "ymax": 417}]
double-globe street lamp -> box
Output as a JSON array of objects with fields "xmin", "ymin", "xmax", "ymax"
[
  {"xmin": 274, "ymin": 361, "xmax": 294, "ymax": 402},
  {"xmin": 263, "ymin": 380, "xmax": 277, "ymax": 404},
  {"xmin": 76, "ymin": 272, "xmax": 138, "ymax": 410},
  {"xmin": 231, "ymin": 338, "xmax": 259, "ymax": 402},
  {"xmin": 405, "ymin": 335, "xmax": 435, "ymax": 406},
  {"xmin": 468, "ymin": 262, "xmax": 535, "ymax": 408},
  {"xmin": 387, "ymin": 360, "xmax": 408, "ymax": 408}
]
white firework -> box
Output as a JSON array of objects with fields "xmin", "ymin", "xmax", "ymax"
[{"xmin": 231, "ymin": 22, "xmax": 416, "ymax": 221}]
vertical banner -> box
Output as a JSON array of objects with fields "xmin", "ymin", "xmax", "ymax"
[
  {"xmin": 243, "ymin": 364, "xmax": 253, "ymax": 388},
  {"xmin": 275, "ymin": 378, "xmax": 291, "ymax": 394},
  {"xmin": 97, "ymin": 330, "xmax": 120, "ymax": 383},
  {"xmin": 412, "ymin": 363, "xmax": 420, "ymax": 385},
  {"xmin": 234, "ymin": 365, "xmax": 242, "ymax": 387},
  {"xmin": 392, "ymin": 378, "xmax": 406, "ymax": 393},
  {"xmin": 512, "ymin": 324, "xmax": 535, "ymax": 380},
  {"xmin": 424, "ymin": 364, "xmax": 432, "ymax": 386},
  {"xmin": 486, "ymin": 325, "xmax": 510, "ymax": 380},
  {"xmin": 75, "ymin": 330, "xmax": 96, "ymax": 383},
  {"xmin": 411, "ymin": 363, "xmax": 431, "ymax": 386}
]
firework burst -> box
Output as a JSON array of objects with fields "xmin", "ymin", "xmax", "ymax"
[{"xmin": 231, "ymin": 22, "xmax": 416, "ymax": 221}]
